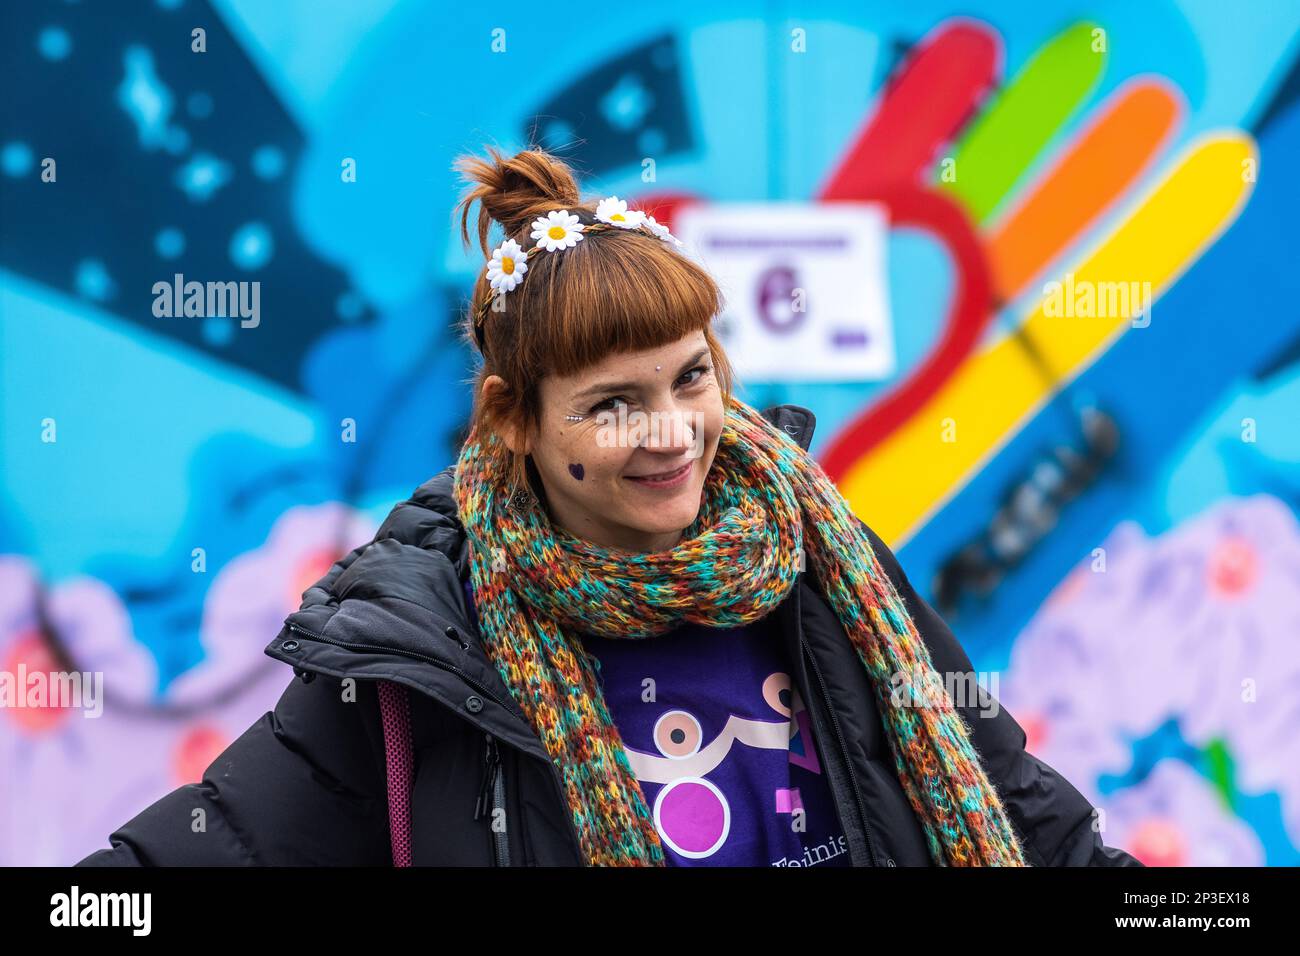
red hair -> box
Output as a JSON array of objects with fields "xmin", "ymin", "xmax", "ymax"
[{"xmin": 452, "ymin": 146, "xmax": 734, "ymax": 489}]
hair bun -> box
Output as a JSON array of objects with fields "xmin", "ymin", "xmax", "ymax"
[{"xmin": 453, "ymin": 146, "xmax": 584, "ymax": 259}]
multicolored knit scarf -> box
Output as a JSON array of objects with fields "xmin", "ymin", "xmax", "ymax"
[{"xmin": 452, "ymin": 394, "xmax": 1028, "ymax": 866}]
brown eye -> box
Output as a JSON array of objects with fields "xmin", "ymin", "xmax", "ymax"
[
  {"xmin": 676, "ymin": 365, "xmax": 710, "ymax": 387},
  {"xmin": 588, "ymin": 395, "xmax": 629, "ymax": 415},
  {"xmin": 653, "ymin": 710, "xmax": 702, "ymax": 758}
]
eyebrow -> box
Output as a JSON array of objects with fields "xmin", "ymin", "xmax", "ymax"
[{"xmin": 572, "ymin": 348, "xmax": 711, "ymax": 402}]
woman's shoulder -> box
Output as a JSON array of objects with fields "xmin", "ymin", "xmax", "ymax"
[
  {"xmin": 376, "ymin": 465, "xmax": 462, "ymax": 535},
  {"xmin": 335, "ymin": 465, "xmax": 473, "ymax": 595}
]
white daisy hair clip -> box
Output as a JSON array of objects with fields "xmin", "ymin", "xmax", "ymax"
[
  {"xmin": 530, "ymin": 209, "xmax": 585, "ymax": 252},
  {"xmin": 644, "ymin": 214, "xmax": 685, "ymax": 249},
  {"xmin": 594, "ymin": 196, "xmax": 645, "ymax": 229},
  {"xmin": 474, "ymin": 195, "xmax": 684, "ymax": 343},
  {"xmin": 485, "ymin": 237, "xmax": 528, "ymax": 293}
]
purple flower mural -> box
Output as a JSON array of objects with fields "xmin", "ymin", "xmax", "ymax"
[{"xmin": 1001, "ymin": 494, "xmax": 1300, "ymax": 863}]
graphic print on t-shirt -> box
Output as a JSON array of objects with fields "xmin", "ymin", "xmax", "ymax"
[{"xmin": 581, "ymin": 616, "xmax": 851, "ymax": 867}]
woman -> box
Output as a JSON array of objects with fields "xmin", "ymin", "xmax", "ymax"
[{"xmin": 78, "ymin": 147, "xmax": 1142, "ymax": 867}]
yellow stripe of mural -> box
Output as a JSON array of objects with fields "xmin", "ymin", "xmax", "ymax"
[{"xmin": 842, "ymin": 132, "xmax": 1257, "ymax": 545}]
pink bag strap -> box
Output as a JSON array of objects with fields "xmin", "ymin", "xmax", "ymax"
[{"xmin": 376, "ymin": 680, "xmax": 414, "ymax": 867}]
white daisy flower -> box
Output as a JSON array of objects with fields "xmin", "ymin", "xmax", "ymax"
[
  {"xmin": 530, "ymin": 210, "xmax": 585, "ymax": 252},
  {"xmin": 644, "ymin": 214, "xmax": 684, "ymax": 248},
  {"xmin": 594, "ymin": 196, "xmax": 646, "ymax": 229},
  {"xmin": 486, "ymin": 238, "xmax": 528, "ymax": 293}
]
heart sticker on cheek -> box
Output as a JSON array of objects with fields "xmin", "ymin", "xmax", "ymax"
[{"xmin": 567, "ymin": 463, "xmax": 585, "ymax": 481}]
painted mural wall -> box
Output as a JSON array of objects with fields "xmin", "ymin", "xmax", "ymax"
[{"xmin": 3, "ymin": 0, "xmax": 1299, "ymax": 865}]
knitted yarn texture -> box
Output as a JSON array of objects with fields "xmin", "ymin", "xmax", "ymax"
[{"xmin": 452, "ymin": 394, "xmax": 1028, "ymax": 866}]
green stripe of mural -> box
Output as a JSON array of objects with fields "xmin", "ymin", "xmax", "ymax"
[{"xmin": 941, "ymin": 21, "xmax": 1107, "ymax": 223}]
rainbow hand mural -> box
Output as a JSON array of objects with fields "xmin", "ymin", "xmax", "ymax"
[{"xmin": 816, "ymin": 19, "xmax": 1253, "ymax": 546}]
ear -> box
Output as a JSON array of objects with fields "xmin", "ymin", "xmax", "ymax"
[
  {"xmin": 496, "ymin": 416, "xmax": 533, "ymax": 457},
  {"xmin": 510, "ymin": 425, "xmax": 533, "ymax": 457},
  {"xmin": 481, "ymin": 375, "xmax": 532, "ymax": 456}
]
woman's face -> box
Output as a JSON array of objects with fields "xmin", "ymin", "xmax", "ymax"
[{"xmin": 488, "ymin": 330, "xmax": 725, "ymax": 553}]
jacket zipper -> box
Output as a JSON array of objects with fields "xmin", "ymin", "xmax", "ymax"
[
  {"xmin": 474, "ymin": 733, "xmax": 511, "ymax": 866},
  {"xmin": 800, "ymin": 632, "xmax": 881, "ymax": 867},
  {"xmin": 283, "ymin": 620, "xmax": 585, "ymax": 866}
]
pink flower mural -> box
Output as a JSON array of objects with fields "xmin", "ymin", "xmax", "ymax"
[{"xmin": 0, "ymin": 503, "xmax": 375, "ymax": 864}]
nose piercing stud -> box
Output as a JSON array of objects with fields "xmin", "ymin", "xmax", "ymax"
[{"xmin": 655, "ymin": 365, "xmax": 661, "ymax": 371}]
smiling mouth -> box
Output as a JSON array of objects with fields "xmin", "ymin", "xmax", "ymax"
[{"xmin": 624, "ymin": 460, "xmax": 694, "ymax": 488}]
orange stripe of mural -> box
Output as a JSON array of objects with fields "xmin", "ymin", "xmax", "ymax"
[{"xmin": 986, "ymin": 79, "xmax": 1183, "ymax": 301}]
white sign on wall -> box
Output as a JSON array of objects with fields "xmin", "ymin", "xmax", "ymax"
[{"xmin": 673, "ymin": 202, "xmax": 894, "ymax": 382}]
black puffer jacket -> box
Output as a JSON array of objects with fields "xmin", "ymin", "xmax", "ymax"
[{"xmin": 77, "ymin": 405, "xmax": 1142, "ymax": 867}]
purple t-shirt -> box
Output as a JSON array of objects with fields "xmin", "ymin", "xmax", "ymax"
[
  {"xmin": 462, "ymin": 577, "xmax": 850, "ymax": 866},
  {"xmin": 583, "ymin": 612, "xmax": 852, "ymax": 867}
]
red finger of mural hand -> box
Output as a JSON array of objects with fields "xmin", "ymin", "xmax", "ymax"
[
  {"xmin": 818, "ymin": 185, "xmax": 994, "ymax": 483},
  {"xmin": 819, "ymin": 19, "xmax": 1001, "ymax": 197}
]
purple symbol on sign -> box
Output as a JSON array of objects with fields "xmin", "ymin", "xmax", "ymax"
[
  {"xmin": 830, "ymin": 329, "xmax": 870, "ymax": 348},
  {"xmin": 755, "ymin": 264, "xmax": 807, "ymax": 335}
]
